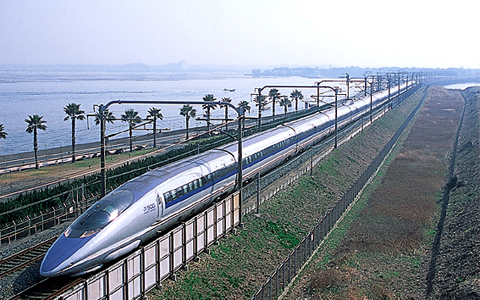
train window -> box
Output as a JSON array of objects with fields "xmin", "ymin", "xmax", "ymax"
[
  {"xmin": 207, "ymin": 174, "xmax": 212, "ymax": 182},
  {"xmin": 171, "ymin": 189, "xmax": 177, "ymax": 200},
  {"xmin": 183, "ymin": 184, "xmax": 189, "ymax": 194},
  {"xmin": 177, "ymin": 187, "xmax": 184, "ymax": 197},
  {"xmin": 164, "ymin": 191, "xmax": 172, "ymax": 203},
  {"xmin": 67, "ymin": 190, "xmax": 134, "ymax": 238},
  {"xmin": 189, "ymin": 182, "xmax": 195, "ymax": 191}
]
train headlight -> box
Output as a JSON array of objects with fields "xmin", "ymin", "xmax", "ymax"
[
  {"xmin": 64, "ymin": 226, "xmax": 72, "ymax": 237},
  {"xmin": 79, "ymin": 228, "xmax": 101, "ymax": 238}
]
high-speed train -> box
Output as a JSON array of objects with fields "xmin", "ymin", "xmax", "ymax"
[{"xmin": 40, "ymin": 82, "xmax": 413, "ymax": 277}]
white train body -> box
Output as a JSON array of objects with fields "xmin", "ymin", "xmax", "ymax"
[{"xmin": 40, "ymin": 83, "xmax": 411, "ymax": 277}]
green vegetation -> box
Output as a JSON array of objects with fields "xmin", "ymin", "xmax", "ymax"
[
  {"xmin": 1, "ymin": 108, "xmax": 319, "ymax": 227},
  {"xmin": 285, "ymin": 86, "xmax": 466, "ymax": 299},
  {"xmin": 0, "ymin": 135, "xmax": 232, "ymax": 225},
  {"xmin": 152, "ymin": 88, "xmax": 427, "ymax": 299}
]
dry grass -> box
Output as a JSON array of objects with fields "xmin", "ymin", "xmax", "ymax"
[
  {"xmin": 339, "ymin": 87, "xmax": 463, "ymax": 256},
  {"xmin": 301, "ymin": 86, "xmax": 465, "ymax": 299}
]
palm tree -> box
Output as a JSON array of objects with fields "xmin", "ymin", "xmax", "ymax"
[
  {"xmin": 63, "ymin": 103, "xmax": 85, "ymax": 163},
  {"xmin": 254, "ymin": 94, "xmax": 267, "ymax": 130},
  {"xmin": 290, "ymin": 89, "xmax": 304, "ymax": 111},
  {"xmin": 238, "ymin": 101, "xmax": 251, "ymax": 130},
  {"xmin": 238, "ymin": 100, "xmax": 251, "ymax": 114},
  {"xmin": 94, "ymin": 109, "xmax": 115, "ymax": 126},
  {"xmin": 25, "ymin": 115, "xmax": 47, "ymax": 169},
  {"xmin": 202, "ymin": 94, "xmax": 217, "ymax": 135},
  {"xmin": 94, "ymin": 109, "xmax": 115, "ymax": 197},
  {"xmin": 0, "ymin": 124, "xmax": 7, "ymax": 139},
  {"xmin": 146, "ymin": 107, "xmax": 163, "ymax": 148},
  {"xmin": 220, "ymin": 97, "xmax": 232, "ymax": 131},
  {"xmin": 179, "ymin": 104, "xmax": 196, "ymax": 139},
  {"xmin": 121, "ymin": 109, "xmax": 143, "ymax": 152},
  {"xmin": 279, "ymin": 97, "xmax": 292, "ymax": 117},
  {"xmin": 268, "ymin": 88, "xmax": 281, "ymax": 120},
  {"xmin": 254, "ymin": 95, "xmax": 267, "ymax": 111}
]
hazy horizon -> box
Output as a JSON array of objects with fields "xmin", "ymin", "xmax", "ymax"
[{"xmin": 2, "ymin": 1, "xmax": 479, "ymax": 70}]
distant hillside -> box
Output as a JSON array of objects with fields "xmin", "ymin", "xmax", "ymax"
[
  {"xmin": 251, "ymin": 66, "xmax": 479, "ymax": 78},
  {"xmin": 0, "ymin": 62, "xmax": 252, "ymax": 73}
]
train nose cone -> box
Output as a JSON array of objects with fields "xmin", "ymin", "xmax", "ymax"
[{"xmin": 40, "ymin": 235, "xmax": 93, "ymax": 277}]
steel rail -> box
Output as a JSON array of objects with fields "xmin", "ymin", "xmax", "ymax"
[
  {"xmin": 0, "ymin": 236, "xmax": 58, "ymax": 279},
  {"xmin": 9, "ymin": 277, "xmax": 85, "ymax": 300}
]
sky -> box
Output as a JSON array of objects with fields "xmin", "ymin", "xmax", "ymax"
[{"xmin": 1, "ymin": 0, "xmax": 479, "ymax": 69}]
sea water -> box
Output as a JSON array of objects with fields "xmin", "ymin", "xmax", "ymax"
[
  {"xmin": 444, "ymin": 82, "xmax": 480, "ymax": 90},
  {"xmin": 0, "ymin": 70, "xmax": 320, "ymax": 155}
]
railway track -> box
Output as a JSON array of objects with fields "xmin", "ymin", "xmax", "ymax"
[
  {"xmin": 0, "ymin": 236, "xmax": 57, "ymax": 279},
  {"xmin": 10, "ymin": 277, "xmax": 85, "ymax": 300},
  {"xmin": 3, "ymin": 87, "xmax": 420, "ymax": 299}
]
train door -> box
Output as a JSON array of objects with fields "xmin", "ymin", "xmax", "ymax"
[{"xmin": 156, "ymin": 192, "xmax": 164, "ymax": 219}]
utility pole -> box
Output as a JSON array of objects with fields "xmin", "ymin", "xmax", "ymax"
[
  {"xmin": 100, "ymin": 111, "xmax": 106, "ymax": 198},
  {"xmin": 96, "ymin": 100, "xmax": 244, "ymax": 203}
]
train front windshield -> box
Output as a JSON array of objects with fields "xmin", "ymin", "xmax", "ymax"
[{"xmin": 65, "ymin": 190, "xmax": 135, "ymax": 238}]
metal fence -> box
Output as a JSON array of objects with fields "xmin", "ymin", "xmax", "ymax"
[
  {"xmin": 250, "ymin": 84, "xmax": 426, "ymax": 299},
  {"xmin": 58, "ymin": 192, "xmax": 241, "ymax": 300},
  {"xmin": 0, "ymin": 185, "xmax": 99, "ymax": 246}
]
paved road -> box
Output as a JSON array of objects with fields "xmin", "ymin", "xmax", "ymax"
[
  {"xmin": 0, "ymin": 126, "xmax": 205, "ymax": 174},
  {"xmin": 0, "ymin": 115, "xmax": 266, "ymax": 174}
]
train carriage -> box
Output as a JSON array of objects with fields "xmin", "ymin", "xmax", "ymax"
[{"xmin": 40, "ymin": 82, "xmax": 414, "ymax": 277}]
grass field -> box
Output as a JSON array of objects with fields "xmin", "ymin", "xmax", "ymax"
[
  {"xmin": 147, "ymin": 88, "xmax": 428, "ymax": 299},
  {"xmin": 286, "ymin": 86, "xmax": 467, "ymax": 299}
]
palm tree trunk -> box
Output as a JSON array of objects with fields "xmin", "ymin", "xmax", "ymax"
[
  {"xmin": 153, "ymin": 117, "xmax": 157, "ymax": 148},
  {"xmin": 272, "ymin": 99, "xmax": 276, "ymax": 121},
  {"xmin": 225, "ymin": 106, "xmax": 228, "ymax": 131},
  {"xmin": 258, "ymin": 106, "xmax": 262, "ymax": 131},
  {"xmin": 33, "ymin": 127, "xmax": 39, "ymax": 169},
  {"xmin": 129, "ymin": 126, "xmax": 133, "ymax": 152},
  {"xmin": 186, "ymin": 117, "xmax": 190, "ymax": 139},
  {"xmin": 71, "ymin": 118, "xmax": 76, "ymax": 162},
  {"xmin": 207, "ymin": 107, "xmax": 211, "ymax": 135}
]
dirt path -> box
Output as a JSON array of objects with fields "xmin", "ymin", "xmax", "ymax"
[{"xmin": 285, "ymin": 86, "xmax": 478, "ymax": 299}]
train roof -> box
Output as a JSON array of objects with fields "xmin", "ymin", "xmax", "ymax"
[{"xmin": 117, "ymin": 149, "xmax": 235, "ymax": 202}]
